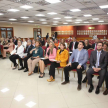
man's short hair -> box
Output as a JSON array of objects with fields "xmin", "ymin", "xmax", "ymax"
[
  {"xmin": 97, "ymin": 42, "xmax": 103, "ymax": 46},
  {"xmin": 79, "ymin": 41, "xmax": 85, "ymax": 46}
]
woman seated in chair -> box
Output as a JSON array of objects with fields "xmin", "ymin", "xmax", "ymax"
[
  {"xmin": 27, "ymin": 40, "xmax": 43, "ymax": 76},
  {"xmin": 3, "ymin": 38, "xmax": 14, "ymax": 59},
  {"xmin": 54, "ymin": 39, "xmax": 59, "ymax": 48},
  {"xmin": 47, "ymin": 43, "xmax": 68, "ymax": 82},
  {"xmin": 84, "ymin": 39, "xmax": 91, "ymax": 50},
  {"xmin": 39, "ymin": 41, "xmax": 57, "ymax": 78},
  {"xmin": 9, "ymin": 40, "xmax": 24, "ymax": 69},
  {"xmin": 58, "ymin": 38, "xmax": 67, "ymax": 48}
]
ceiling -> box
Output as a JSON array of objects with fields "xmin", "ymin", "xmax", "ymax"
[{"xmin": 0, "ymin": 0, "xmax": 108, "ymax": 26}]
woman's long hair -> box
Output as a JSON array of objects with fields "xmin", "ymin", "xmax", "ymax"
[{"xmin": 49, "ymin": 41, "xmax": 54, "ymax": 54}]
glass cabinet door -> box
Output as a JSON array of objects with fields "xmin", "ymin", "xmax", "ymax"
[
  {"xmin": 1, "ymin": 31, "xmax": 6, "ymax": 38},
  {"xmin": 7, "ymin": 31, "xmax": 12, "ymax": 38}
]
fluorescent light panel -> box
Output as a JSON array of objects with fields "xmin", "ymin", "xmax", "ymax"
[
  {"xmin": 53, "ymin": 17, "xmax": 61, "ymax": 19},
  {"xmin": 7, "ymin": 9, "xmax": 19, "ymax": 12},
  {"xmin": 92, "ymin": 18, "xmax": 99, "ymax": 20},
  {"xmin": 28, "ymin": 21, "xmax": 34, "ymax": 22},
  {"xmin": 76, "ymin": 19, "xmax": 82, "ymax": 21},
  {"xmin": 0, "ymin": 13, "xmax": 4, "ymax": 15},
  {"xmin": 40, "ymin": 19, "xmax": 46, "ymax": 21},
  {"xmin": 9, "ymin": 18, "xmax": 17, "ymax": 21},
  {"xmin": 1, "ymin": 88, "xmax": 9, "ymax": 93},
  {"xmin": 26, "ymin": 101, "xmax": 36, "ymax": 107},
  {"xmin": 20, "ymin": 5, "xmax": 33, "ymax": 9},
  {"xmin": 45, "ymin": 0, "xmax": 61, "ymax": 3},
  {"xmin": 21, "ymin": 16, "xmax": 29, "ymax": 19},
  {"xmin": 70, "ymin": 9, "xmax": 81, "ymax": 12},
  {"xmin": 35, "ymin": 14, "xmax": 45, "ymax": 16},
  {"xmin": 14, "ymin": 95, "xmax": 24, "ymax": 102},
  {"xmin": 63, "ymin": 23, "xmax": 68, "ymax": 24},
  {"xmin": 98, "ymin": 21, "xmax": 104, "ymax": 22},
  {"xmin": 47, "ymin": 12, "xmax": 57, "ymax": 15},
  {"xmin": 99, "ymin": 5, "xmax": 108, "ymax": 8},
  {"xmin": 64, "ymin": 16, "xmax": 72, "ymax": 18},
  {"xmin": 84, "ymin": 14, "xmax": 92, "ymax": 17}
]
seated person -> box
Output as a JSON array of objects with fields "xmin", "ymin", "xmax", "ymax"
[
  {"xmin": 61, "ymin": 41, "xmax": 88, "ymax": 91},
  {"xmin": 22, "ymin": 38, "xmax": 27, "ymax": 48},
  {"xmin": 54, "ymin": 39, "xmax": 59, "ymax": 48},
  {"xmin": 87, "ymin": 42, "xmax": 107, "ymax": 94},
  {"xmin": 45, "ymin": 38, "xmax": 50, "ymax": 48},
  {"xmin": 103, "ymin": 72, "xmax": 108, "ymax": 95},
  {"xmin": 59, "ymin": 38, "xmax": 67, "ymax": 48},
  {"xmin": 27, "ymin": 40, "xmax": 43, "ymax": 76},
  {"xmin": 40, "ymin": 37, "xmax": 45, "ymax": 46},
  {"xmin": 18, "ymin": 40, "xmax": 33, "ymax": 72},
  {"xmin": 39, "ymin": 41, "xmax": 56, "ymax": 78},
  {"xmin": 32, "ymin": 39, "xmax": 36, "ymax": 47},
  {"xmin": 47, "ymin": 43, "xmax": 68, "ymax": 82},
  {"xmin": 3, "ymin": 38, "xmax": 14, "ymax": 59},
  {"xmin": 84, "ymin": 39, "xmax": 91, "ymax": 50},
  {"xmin": 9, "ymin": 40, "xmax": 24, "ymax": 69}
]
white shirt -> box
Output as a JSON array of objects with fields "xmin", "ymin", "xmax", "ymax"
[
  {"xmin": 22, "ymin": 41, "xmax": 27, "ymax": 48},
  {"xmin": 73, "ymin": 42, "xmax": 75, "ymax": 51}
]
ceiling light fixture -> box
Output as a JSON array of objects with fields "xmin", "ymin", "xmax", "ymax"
[
  {"xmin": 28, "ymin": 21, "xmax": 34, "ymax": 22},
  {"xmin": 1, "ymin": 88, "xmax": 9, "ymax": 93},
  {"xmin": 35, "ymin": 14, "xmax": 45, "ymax": 16},
  {"xmin": 64, "ymin": 16, "xmax": 72, "ymax": 19},
  {"xmin": 0, "ymin": 13, "xmax": 4, "ymax": 15},
  {"xmin": 20, "ymin": 5, "xmax": 33, "ymax": 9},
  {"xmin": 99, "ymin": 5, "xmax": 108, "ymax": 9},
  {"xmin": 47, "ymin": 12, "xmax": 57, "ymax": 15},
  {"xmin": 21, "ymin": 16, "xmax": 29, "ymax": 19},
  {"xmin": 63, "ymin": 23, "xmax": 68, "ymax": 24},
  {"xmin": 9, "ymin": 18, "xmax": 17, "ymax": 21},
  {"xmin": 75, "ymin": 22, "xmax": 80, "ymax": 23},
  {"xmin": 26, "ymin": 101, "xmax": 36, "ymax": 108},
  {"xmin": 76, "ymin": 19, "xmax": 82, "ymax": 21},
  {"xmin": 45, "ymin": 0, "xmax": 61, "ymax": 4},
  {"xmin": 14, "ymin": 95, "xmax": 24, "ymax": 102},
  {"xmin": 84, "ymin": 22, "xmax": 89, "ymax": 23},
  {"xmin": 7, "ymin": 9, "xmax": 19, "ymax": 12},
  {"xmin": 98, "ymin": 20, "xmax": 104, "ymax": 22},
  {"xmin": 92, "ymin": 18, "xmax": 99, "ymax": 20},
  {"xmin": 40, "ymin": 19, "xmax": 46, "ymax": 21},
  {"xmin": 66, "ymin": 20, "xmax": 72, "ymax": 22},
  {"xmin": 53, "ymin": 17, "xmax": 61, "ymax": 19},
  {"xmin": 70, "ymin": 9, "xmax": 81, "ymax": 12},
  {"xmin": 84, "ymin": 14, "xmax": 92, "ymax": 17}
]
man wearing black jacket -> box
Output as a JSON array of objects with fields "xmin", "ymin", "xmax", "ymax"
[
  {"xmin": 69, "ymin": 37, "xmax": 78, "ymax": 51},
  {"xmin": 14, "ymin": 36, "xmax": 17, "ymax": 45},
  {"xmin": 18, "ymin": 40, "xmax": 33, "ymax": 72}
]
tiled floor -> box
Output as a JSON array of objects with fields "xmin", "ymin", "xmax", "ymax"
[{"xmin": 0, "ymin": 58, "xmax": 108, "ymax": 108}]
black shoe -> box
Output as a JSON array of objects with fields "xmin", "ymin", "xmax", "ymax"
[
  {"xmin": 88, "ymin": 85, "xmax": 94, "ymax": 93},
  {"xmin": 39, "ymin": 73, "xmax": 45, "ymax": 78},
  {"xmin": 95, "ymin": 86, "xmax": 100, "ymax": 94},
  {"xmin": 24, "ymin": 69, "xmax": 28, "ymax": 72},
  {"xmin": 61, "ymin": 81, "xmax": 70, "ymax": 85},
  {"xmin": 77, "ymin": 84, "xmax": 81, "ymax": 91},
  {"xmin": 103, "ymin": 89, "xmax": 108, "ymax": 95},
  {"xmin": 18, "ymin": 67, "xmax": 24, "ymax": 70},
  {"xmin": 82, "ymin": 77, "xmax": 87, "ymax": 83}
]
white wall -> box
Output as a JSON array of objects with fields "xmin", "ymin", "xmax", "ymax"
[{"xmin": 0, "ymin": 23, "xmax": 51, "ymax": 38}]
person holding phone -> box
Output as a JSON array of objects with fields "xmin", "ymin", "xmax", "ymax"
[
  {"xmin": 39, "ymin": 41, "xmax": 56, "ymax": 78},
  {"xmin": 61, "ymin": 41, "xmax": 88, "ymax": 91},
  {"xmin": 27, "ymin": 40, "xmax": 43, "ymax": 76},
  {"xmin": 47, "ymin": 43, "xmax": 68, "ymax": 82}
]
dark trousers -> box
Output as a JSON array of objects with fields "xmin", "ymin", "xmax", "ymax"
[
  {"xmin": 9, "ymin": 55, "xmax": 23, "ymax": 67},
  {"xmin": 87, "ymin": 68, "xmax": 106, "ymax": 88},
  {"xmin": 64, "ymin": 62, "xmax": 84, "ymax": 85},
  {"xmin": 19, "ymin": 56, "xmax": 30, "ymax": 69},
  {"xmin": 49, "ymin": 62, "xmax": 60, "ymax": 79},
  {"xmin": 105, "ymin": 72, "xmax": 108, "ymax": 89}
]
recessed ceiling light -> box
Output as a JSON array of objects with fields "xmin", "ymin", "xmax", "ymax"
[
  {"xmin": 76, "ymin": 19, "xmax": 82, "ymax": 21},
  {"xmin": 45, "ymin": 0, "xmax": 61, "ymax": 4},
  {"xmin": 66, "ymin": 20, "xmax": 72, "ymax": 22},
  {"xmin": 7, "ymin": 9, "xmax": 19, "ymax": 12},
  {"xmin": 42, "ymin": 22, "xmax": 47, "ymax": 24},
  {"xmin": 47, "ymin": 12, "xmax": 57, "ymax": 15},
  {"xmin": 28, "ymin": 21, "xmax": 34, "ymax": 22},
  {"xmin": 70, "ymin": 9, "xmax": 81, "ymax": 12},
  {"xmin": 0, "ymin": 13, "xmax": 4, "ymax": 15},
  {"xmin": 53, "ymin": 24, "xmax": 58, "ymax": 25},
  {"xmin": 84, "ymin": 22, "xmax": 89, "ymax": 23},
  {"xmin": 99, "ymin": 5, "xmax": 108, "ymax": 9},
  {"xmin": 64, "ymin": 16, "xmax": 72, "ymax": 19},
  {"xmin": 53, "ymin": 21, "xmax": 59, "ymax": 23},
  {"xmin": 92, "ymin": 18, "xmax": 99, "ymax": 20},
  {"xmin": 53, "ymin": 17, "xmax": 61, "ymax": 19},
  {"xmin": 84, "ymin": 14, "xmax": 92, "ymax": 17},
  {"xmin": 40, "ymin": 19, "xmax": 46, "ymax": 21},
  {"xmin": 63, "ymin": 23, "xmax": 68, "ymax": 24},
  {"xmin": 98, "ymin": 20, "xmax": 104, "ymax": 22},
  {"xmin": 20, "ymin": 5, "xmax": 33, "ymax": 9},
  {"xmin": 26, "ymin": 101, "xmax": 36, "ymax": 107},
  {"xmin": 21, "ymin": 16, "xmax": 29, "ymax": 19},
  {"xmin": 75, "ymin": 22, "xmax": 80, "ymax": 23},
  {"xmin": 14, "ymin": 95, "xmax": 24, "ymax": 102},
  {"xmin": 1, "ymin": 88, "xmax": 9, "ymax": 93},
  {"xmin": 9, "ymin": 18, "xmax": 17, "ymax": 21},
  {"xmin": 35, "ymin": 14, "xmax": 45, "ymax": 16}
]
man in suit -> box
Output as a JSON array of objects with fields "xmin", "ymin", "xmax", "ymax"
[
  {"xmin": 46, "ymin": 33, "xmax": 49, "ymax": 40},
  {"xmin": 18, "ymin": 40, "xmax": 33, "ymax": 72},
  {"xmin": 92, "ymin": 38, "xmax": 100, "ymax": 50},
  {"xmin": 62, "ymin": 41, "xmax": 88, "ymax": 90},
  {"xmin": 87, "ymin": 42, "xmax": 108, "ymax": 94},
  {"xmin": 69, "ymin": 37, "xmax": 78, "ymax": 51},
  {"xmin": 14, "ymin": 36, "xmax": 17, "ymax": 45}
]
